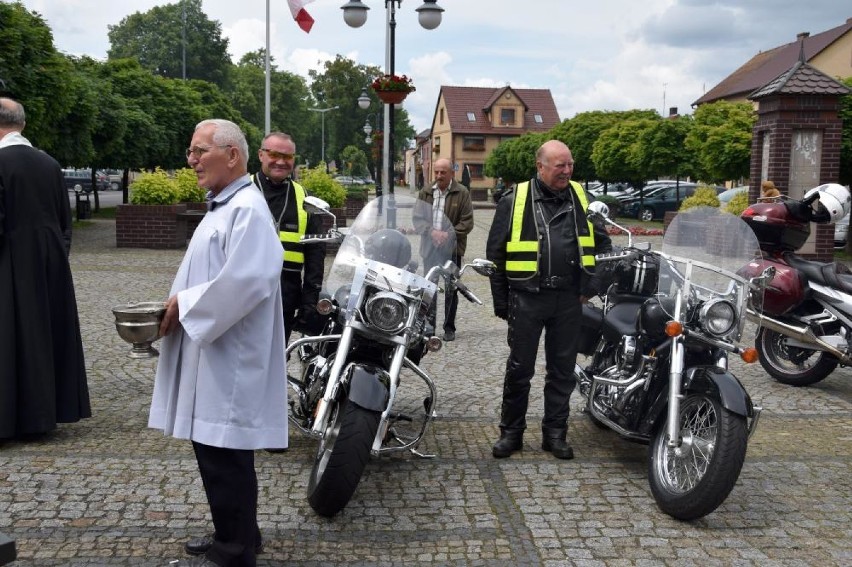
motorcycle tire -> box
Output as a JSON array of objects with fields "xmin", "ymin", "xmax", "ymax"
[
  {"xmin": 648, "ymin": 394, "xmax": 748, "ymax": 521},
  {"xmin": 307, "ymin": 396, "xmax": 381, "ymax": 517},
  {"xmin": 755, "ymin": 327, "xmax": 838, "ymax": 386}
]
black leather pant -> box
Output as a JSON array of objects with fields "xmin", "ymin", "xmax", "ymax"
[{"xmin": 499, "ymin": 288, "xmax": 581, "ymax": 438}]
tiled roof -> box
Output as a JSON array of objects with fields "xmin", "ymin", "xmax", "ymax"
[
  {"xmin": 749, "ymin": 60, "xmax": 852, "ymax": 99},
  {"xmin": 693, "ymin": 18, "xmax": 852, "ymax": 105},
  {"xmin": 436, "ymin": 86, "xmax": 560, "ymax": 134}
]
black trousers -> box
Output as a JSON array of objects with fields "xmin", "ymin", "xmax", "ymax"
[
  {"xmin": 424, "ymin": 251, "xmax": 461, "ymax": 333},
  {"xmin": 192, "ymin": 442, "xmax": 261, "ymax": 567},
  {"xmin": 282, "ymin": 273, "xmax": 302, "ymax": 344},
  {"xmin": 499, "ymin": 288, "xmax": 581, "ymax": 437}
]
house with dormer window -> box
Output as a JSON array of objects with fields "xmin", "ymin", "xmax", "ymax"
[{"xmin": 425, "ymin": 85, "xmax": 559, "ymax": 200}]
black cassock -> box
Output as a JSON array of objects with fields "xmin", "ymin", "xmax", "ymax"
[{"xmin": 0, "ymin": 143, "xmax": 90, "ymax": 439}]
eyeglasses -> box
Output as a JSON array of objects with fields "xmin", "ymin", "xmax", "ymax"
[
  {"xmin": 185, "ymin": 145, "xmax": 232, "ymax": 158},
  {"xmin": 260, "ymin": 148, "xmax": 295, "ymax": 161}
]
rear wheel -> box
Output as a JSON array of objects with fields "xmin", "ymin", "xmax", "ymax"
[
  {"xmin": 755, "ymin": 327, "xmax": 838, "ymax": 386},
  {"xmin": 307, "ymin": 396, "xmax": 380, "ymax": 517},
  {"xmin": 649, "ymin": 394, "xmax": 748, "ymax": 521},
  {"xmin": 640, "ymin": 207, "xmax": 655, "ymax": 222}
]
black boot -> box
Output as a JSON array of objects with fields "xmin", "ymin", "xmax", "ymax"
[
  {"xmin": 542, "ymin": 428, "xmax": 574, "ymax": 460},
  {"xmin": 492, "ymin": 431, "xmax": 523, "ymax": 458}
]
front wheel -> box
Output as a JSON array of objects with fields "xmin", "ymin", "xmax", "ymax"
[
  {"xmin": 307, "ymin": 396, "xmax": 381, "ymax": 517},
  {"xmin": 648, "ymin": 394, "xmax": 747, "ymax": 521},
  {"xmin": 756, "ymin": 327, "xmax": 838, "ymax": 386},
  {"xmin": 640, "ymin": 207, "xmax": 655, "ymax": 222}
]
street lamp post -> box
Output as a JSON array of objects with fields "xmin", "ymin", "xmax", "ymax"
[
  {"xmin": 308, "ymin": 105, "xmax": 339, "ymax": 169},
  {"xmin": 342, "ymin": 0, "xmax": 444, "ymax": 227},
  {"xmin": 360, "ymin": 110, "xmax": 383, "ymax": 197}
]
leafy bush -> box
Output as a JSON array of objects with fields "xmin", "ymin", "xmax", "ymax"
[
  {"xmin": 299, "ymin": 164, "xmax": 346, "ymax": 208},
  {"xmin": 174, "ymin": 168, "xmax": 206, "ymax": 203},
  {"xmin": 129, "ymin": 168, "xmax": 180, "ymax": 205},
  {"xmin": 725, "ymin": 191, "xmax": 750, "ymax": 216},
  {"xmin": 679, "ymin": 185, "xmax": 719, "ymax": 211},
  {"xmin": 346, "ymin": 184, "xmax": 368, "ymax": 201}
]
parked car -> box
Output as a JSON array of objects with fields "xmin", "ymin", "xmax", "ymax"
[
  {"xmin": 620, "ymin": 182, "xmax": 703, "ymax": 221},
  {"xmin": 589, "ymin": 182, "xmax": 634, "ymax": 199},
  {"xmin": 62, "ymin": 169, "xmax": 110, "ymax": 193},
  {"xmin": 718, "ymin": 185, "xmax": 749, "ymax": 205},
  {"xmin": 334, "ymin": 175, "xmax": 355, "ymax": 186}
]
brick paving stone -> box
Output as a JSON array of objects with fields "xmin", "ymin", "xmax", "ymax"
[{"xmin": 0, "ymin": 203, "xmax": 850, "ymax": 566}]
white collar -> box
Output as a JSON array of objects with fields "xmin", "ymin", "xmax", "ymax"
[{"xmin": 0, "ymin": 131, "xmax": 32, "ymax": 149}]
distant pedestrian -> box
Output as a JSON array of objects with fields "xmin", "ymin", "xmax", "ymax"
[
  {"xmin": 149, "ymin": 119, "xmax": 286, "ymax": 566},
  {"xmin": 413, "ymin": 158, "xmax": 474, "ymax": 342},
  {"xmin": 0, "ymin": 97, "xmax": 90, "ymax": 440}
]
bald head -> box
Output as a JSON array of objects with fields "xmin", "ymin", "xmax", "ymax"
[
  {"xmin": 536, "ymin": 140, "xmax": 574, "ymax": 191},
  {"xmin": 0, "ymin": 97, "xmax": 25, "ymax": 134},
  {"xmin": 433, "ymin": 158, "xmax": 453, "ymax": 190}
]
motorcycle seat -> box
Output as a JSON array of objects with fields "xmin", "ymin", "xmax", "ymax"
[{"xmin": 784, "ymin": 253, "xmax": 852, "ymax": 294}]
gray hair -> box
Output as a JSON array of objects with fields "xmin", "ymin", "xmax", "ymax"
[
  {"xmin": 196, "ymin": 119, "xmax": 248, "ymax": 163},
  {"xmin": 0, "ymin": 97, "xmax": 26, "ymax": 129},
  {"xmin": 262, "ymin": 131, "xmax": 294, "ymax": 147}
]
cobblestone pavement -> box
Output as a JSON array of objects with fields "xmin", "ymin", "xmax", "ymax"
[{"xmin": 1, "ymin": 201, "xmax": 851, "ymax": 566}]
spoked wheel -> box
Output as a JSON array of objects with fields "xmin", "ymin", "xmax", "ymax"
[
  {"xmin": 307, "ymin": 396, "xmax": 380, "ymax": 517},
  {"xmin": 756, "ymin": 327, "xmax": 838, "ymax": 386},
  {"xmin": 649, "ymin": 394, "xmax": 747, "ymax": 521}
]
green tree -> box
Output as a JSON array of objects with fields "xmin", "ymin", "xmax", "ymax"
[
  {"xmin": 484, "ymin": 131, "xmax": 547, "ymax": 183},
  {"xmin": 685, "ymin": 100, "xmax": 755, "ymax": 183},
  {"xmin": 636, "ymin": 116, "xmax": 697, "ymax": 182},
  {"xmin": 0, "ymin": 2, "xmax": 77, "ymax": 154},
  {"xmin": 107, "ymin": 0, "xmax": 231, "ymax": 88},
  {"xmin": 550, "ymin": 109, "xmax": 659, "ymax": 184},
  {"xmin": 591, "ymin": 119, "xmax": 657, "ymax": 188},
  {"xmin": 339, "ymin": 145, "xmax": 368, "ymax": 176}
]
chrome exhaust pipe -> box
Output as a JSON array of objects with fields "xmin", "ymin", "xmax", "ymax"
[{"xmin": 746, "ymin": 307, "xmax": 852, "ymax": 364}]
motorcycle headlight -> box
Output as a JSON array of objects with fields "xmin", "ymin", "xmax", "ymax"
[
  {"xmin": 699, "ymin": 299, "xmax": 737, "ymax": 337},
  {"xmin": 364, "ymin": 291, "xmax": 409, "ymax": 333}
]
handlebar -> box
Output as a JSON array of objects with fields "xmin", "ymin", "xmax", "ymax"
[
  {"xmin": 455, "ymin": 280, "xmax": 482, "ymax": 305},
  {"xmin": 300, "ymin": 230, "xmax": 345, "ymax": 245}
]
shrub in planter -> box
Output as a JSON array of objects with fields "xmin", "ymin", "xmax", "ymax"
[
  {"xmin": 129, "ymin": 168, "xmax": 180, "ymax": 205},
  {"xmin": 299, "ymin": 165, "xmax": 346, "ymax": 208},
  {"xmin": 679, "ymin": 185, "xmax": 719, "ymax": 211},
  {"xmin": 174, "ymin": 168, "xmax": 206, "ymax": 203},
  {"xmin": 725, "ymin": 191, "xmax": 749, "ymax": 216}
]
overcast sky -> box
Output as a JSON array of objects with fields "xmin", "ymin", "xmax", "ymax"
[{"xmin": 17, "ymin": 1, "xmax": 852, "ymax": 134}]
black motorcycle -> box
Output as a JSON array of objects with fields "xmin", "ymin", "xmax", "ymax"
[{"xmin": 575, "ymin": 205, "xmax": 770, "ymax": 520}]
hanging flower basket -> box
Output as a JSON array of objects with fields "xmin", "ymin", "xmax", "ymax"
[
  {"xmin": 375, "ymin": 90, "xmax": 409, "ymax": 104},
  {"xmin": 371, "ymin": 74, "xmax": 415, "ymax": 105}
]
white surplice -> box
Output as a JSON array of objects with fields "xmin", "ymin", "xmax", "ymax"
[{"xmin": 148, "ymin": 175, "xmax": 288, "ymax": 450}]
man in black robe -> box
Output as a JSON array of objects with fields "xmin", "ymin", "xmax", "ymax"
[{"xmin": 0, "ymin": 97, "xmax": 90, "ymax": 440}]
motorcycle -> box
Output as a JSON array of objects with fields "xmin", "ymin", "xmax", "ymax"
[
  {"xmin": 287, "ymin": 194, "xmax": 495, "ymax": 517},
  {"xmin": 738, "ymin": 183, "xmax": 852, "ymax": 386},
  {"xmin": 575, "ymin": 204, "xmax": 767, "ymax": 520}
]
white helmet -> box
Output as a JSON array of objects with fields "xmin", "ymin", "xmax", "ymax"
[
  {"xmin": 807, "ymin": 183, "xmax": 852, "ymax": 222},
  {"xmin": 587, "ymin": 200, "xmax": 610, "ymax": 219}
]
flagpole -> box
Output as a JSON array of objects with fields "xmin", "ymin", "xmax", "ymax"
[{"xmin": 264, "ymin": 0, "xmax": 271, "ymax": 134}]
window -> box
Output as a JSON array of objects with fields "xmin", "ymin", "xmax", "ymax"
[
  {"xmin": 466, "ymin": 112, "xmax": 476, "ymax": 122},
  {"xmin": 500, "ymin": 108, "xmax": 515, "ymax": 125},
  {"xmin": 534, "ymin": 114, "xmax": 543, "ymax": 124},
  {"xmin": 462, "ymin": 136, "xmax": 485, "ymax": 151},
  {"xmin": 467, "ymin": 164, "xmax": 484, "ymax": 179},
  {"xmin": 440, "ymin": 108, "xmax": 444, "ymax": 125}
]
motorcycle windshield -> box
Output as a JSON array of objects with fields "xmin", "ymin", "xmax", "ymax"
[
  {"xmin": 659, "ymin": 206, "xmax": 763, "ymax": 339},
  {"xmin": 325, "ymin": 194, "xmax": 455, "ymax": 314}
]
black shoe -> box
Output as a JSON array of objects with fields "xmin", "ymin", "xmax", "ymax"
[
  {"xmin": 185, "ymin": 533, "xmax": 264, "ymax": 556},
  {"xmin": 170, "ymin": 558, "xmax": 221, "ymax": 566},
  {"xmin": 264, "ymin": 448, "xmax": 288, "ymax": 454},
  {"xmin": 492, "ymin": 434, "xmax": 522, "ymax": 458},
  {"xmin": 542, "ymin": 437, "xmax": 574, "ymax": 460},
  {"xmin": 443, "ymin": 330, "xmax": 455, "ymax": 342}
]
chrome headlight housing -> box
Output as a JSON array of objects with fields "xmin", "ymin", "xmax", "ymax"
[
  {"xmin": 364, "ymin": 291, "xmax": 409, "ymax": 332},
  {"xmin": 699, "ymin": 299, "xmax": 737, "ymax": 337}
]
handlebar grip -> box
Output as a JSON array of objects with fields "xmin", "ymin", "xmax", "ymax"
[
  {"xmin": 455, "ymin": 281, "xmax": 482, "ymax": 305},
  {"xmin": 595, "ymin": 249, "xmax": 635, "ymax": 263}
]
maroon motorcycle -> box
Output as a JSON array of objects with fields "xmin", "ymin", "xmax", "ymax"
[{"xmin": 738, "ymin": 183, "xmax": 852, "ymax": 386}]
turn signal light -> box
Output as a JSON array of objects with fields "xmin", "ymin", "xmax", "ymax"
[
  {"xmin": 317, "ymin": 298, "xmax": 334, "ymax": 315},
  {"xmin": 426, "ymin": 336, "xmax": 443, "ymax": 352},
  {"xmin": 741, "ymin": 347, "xmax": 758, "ymax": 363},
  {"xmin": 665, "ymin": 321, "xmax": 683, "ymax": 337}
]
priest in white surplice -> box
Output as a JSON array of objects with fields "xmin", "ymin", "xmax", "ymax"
[{"xmin": 149, "ymin": 119, "xmax": 286, "ymax": 567}]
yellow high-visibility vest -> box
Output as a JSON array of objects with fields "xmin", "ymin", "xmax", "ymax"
[
  {"xmin": 252, "ymin": 175, "xmax": 308, "ymax": 268},
  {"xmin": 505, "ymin": 180, "xmax": 596, "ymax": 279}
]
